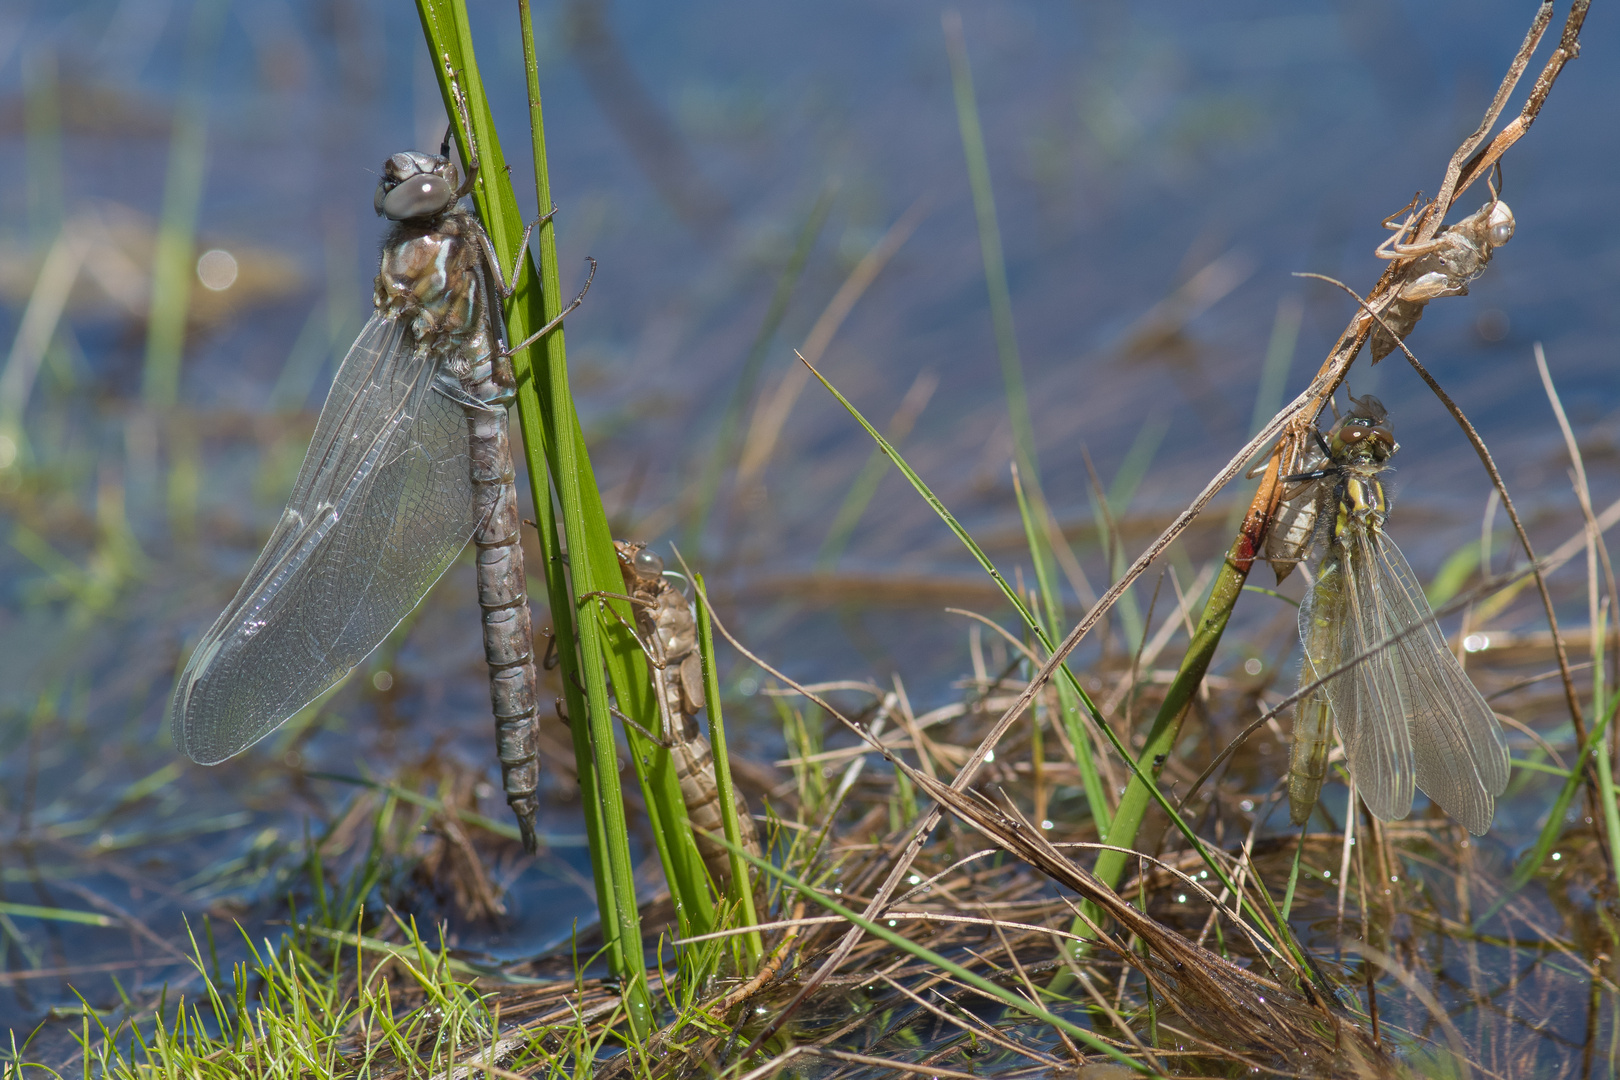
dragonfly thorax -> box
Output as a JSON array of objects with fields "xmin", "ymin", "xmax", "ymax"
[
  {"xmin": 373, "ymin": 214, "xmax": 493, "ymax": 374},
  {"xmin": 1332, "ymin": 470, "xmax": 1388, "ymax": 546}
]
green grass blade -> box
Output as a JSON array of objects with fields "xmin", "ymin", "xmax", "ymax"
[
  {"xmin": 1091, "ymin": 539, "xmax": 1251, "ymax": 892},
  {"xmin": 816, "ymin": 442, "xmax": 898, "ymax": 571},
  {"xmin": 511, "ymin": 5, "xmax": 716, "ymax": 943},
  {"xmin": 1589, "ymin": 603, "xmax": 1620, "ymax": 891},
  {"xmin": 942, "ymin": 10, "xmax": 1086, "ymax": 701},
  {"xmin": 1247, "ymin": 297, "xmax": 1303, "ymax": 442},
  {"xmin": 943, "ymin": 12, "xmax": 1037, "ymax": 485},
  {"xmin": 816, "ymin": 371, "xmax": 937, "ymax": 571},
  {"xmin": 1485, "ymin": 685, "xmax": 1618, "ymax": 926},
  {"xmin": 1013, "ymin": 465, "xmax": 1109, "ymax": 834},
  {"xmin": 416, "ymin": 1, "xmax": 697, "ymax": 1031},
  {"xmin": 693, "ymin": 571, "xmax": 764, "ymax": 965},
  {"xmin": 0, "ymin": 903, "xmax": 114, "ymax": 928}
]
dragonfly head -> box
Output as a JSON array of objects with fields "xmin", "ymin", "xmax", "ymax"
[
  {"xmin": 1329, "ymin": 393, "xmax": 1397, "ymax": 463},
  {"xmin": 374, "ymin": 151, "xmax": 461, "ymax": 222}
]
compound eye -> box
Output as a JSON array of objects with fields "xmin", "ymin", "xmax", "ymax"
[
  {"xmin": 634, "ymin": 550, "xmax": 664, "ymax": 578},
  {"xmin": 1487, "ymin": 201, "xmax": 1515, "ymax": 246},
  {"xmin": 378, "ymin": 174, "xmax": 454, "ymax": 221},
  {"xmin": 1340, "ymin": 426, "xmax": 1366, "ymax": 443}
]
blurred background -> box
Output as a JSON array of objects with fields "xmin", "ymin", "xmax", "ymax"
[{"xmin": 0, "ymin": 0, "xmax": 1615, "ymax": 1059}]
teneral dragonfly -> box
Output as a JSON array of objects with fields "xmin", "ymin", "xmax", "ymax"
[
  {"xmin": 614, "ymin": 541, "xmax": 761, "ymax": 885},
  {"xmin": 171, "ymin": 128, "xmax": 585, "ymax": 853},
  {"xmin": 1285, "ymin": 394, "xmax": 1509, "ymax": 834}
]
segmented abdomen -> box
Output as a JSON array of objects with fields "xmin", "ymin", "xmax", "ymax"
[
  {"xmin": 1290, "ymin": 556, "xmax": 1344, "ymax": 826},
  {"xmin": 662, "ymin": 698, "xmax": 761, "ymax": 885},
  {"xmin": 466, "ymin": 379, "xmax": 540, "ymax": 853}
]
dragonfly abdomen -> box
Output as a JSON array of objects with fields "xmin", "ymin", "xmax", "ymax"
[
  {"xmin": 1290, "ymin": 557, "xmax": 1343, "ymax": 825},
  {"xmin": 466, "ymin": 357, "xmax": 540, "ymax": 852}
]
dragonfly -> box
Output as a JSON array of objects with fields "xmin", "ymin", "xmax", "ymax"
[
  {"xmin": 1368, "ymin": 183, "xmax": 1514, "ymax": 363},
  {"xmin": 612, "ymin": 541, "xmax": 761, "ymax": 886},
  {"xmin": 1283, "ymin": 393, "xmax": 1509, "ymax": 834},
  {"xmin": 170, "ymin": 119, "xmax": 589, "ymax": 854}
]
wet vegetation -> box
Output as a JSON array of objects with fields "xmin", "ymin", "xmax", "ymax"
[{"xmin": 2, "ymin": 1, "xmax": 1617, "ymax": 1077}]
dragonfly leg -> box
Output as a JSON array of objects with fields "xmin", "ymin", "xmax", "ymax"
[
  {"xmin": 499, "ymin": 257, "xmax": 598, "ymax": 357},
  {"xmin": 483, "ymin": 207, "xmax": 560, "ymax": 299}
]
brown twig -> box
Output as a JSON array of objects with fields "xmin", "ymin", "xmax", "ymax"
[
  {"xmin": 1447, "ymin": 1, "xmax": 1591, "ymax": 216},
  {"xmin": 1424, "ymin": 2, "xmax": 1558, "ymax": 240}
]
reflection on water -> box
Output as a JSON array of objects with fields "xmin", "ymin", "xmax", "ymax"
[{"xmin": 0, "ymin": 0, "xmax": 1616, "ymax": 1070}]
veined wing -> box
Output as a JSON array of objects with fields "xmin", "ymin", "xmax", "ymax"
[
  {"xmin": 171, "ymin": 315, "xmax": 482, "ymax": 764},
  {"xmin": 1371, "ymin": 533, "xmax": 1509, "ymax": 834},
  {"xmin": 1325, "ymin": 527, "xmax": 1417, "ymax": 823}
]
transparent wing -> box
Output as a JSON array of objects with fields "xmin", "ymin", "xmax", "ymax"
[
  {"xmin": 1326, "ymin": 525, "xmax": 1509, "ymax": 832},
  {"xmin": 1371, "ymin": 534, "xmax": 1509, "ymax": 834},
  {"xmin": 1329, "ymin": 529, "xmax": 1417, "ymax": 823},
  {"xmin": 171, "ymin": 315, "xmax": 481, "ymax": 764}
]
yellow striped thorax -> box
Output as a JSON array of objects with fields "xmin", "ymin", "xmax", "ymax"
[
  {"xmin": 1325, "ymin": 392, "xmax": 1397, "ymax": 545},
  {"xmin": 1333, "ymin": 473, "xmax": 1387, "ymax": 541}
]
